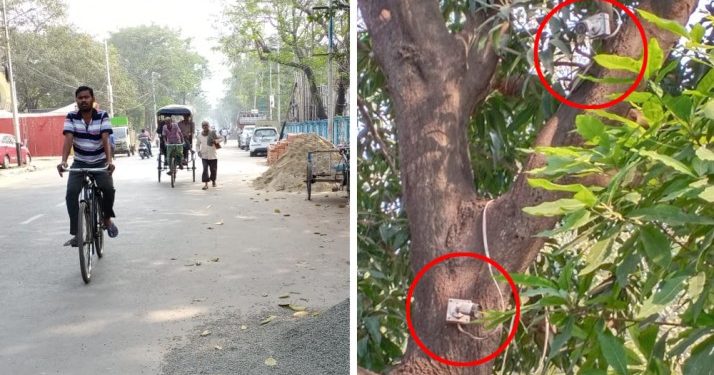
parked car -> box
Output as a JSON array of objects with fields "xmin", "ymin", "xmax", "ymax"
[
  {"xmin": 0, "ymin": 133, "xmax": 31, "ymax": 169},
  {"xmin": 249, "ymin": 127, "xmax": 278, "ymax": 157},
  {"xmin": 112, "ymin": 126, "xmax": 135, "ymax": 157},
  {"xmin": 239, "ymin": 125, "xmax": 255, "ymax": 150}
]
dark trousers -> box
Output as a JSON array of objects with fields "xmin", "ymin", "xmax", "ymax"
[
  {"xmin": 66, "ymin": 161, "xmax": 116, "ymax": 235},
  {"xmin": 201, "ymin": 159, "xmax": 217, "ymax": 183}
]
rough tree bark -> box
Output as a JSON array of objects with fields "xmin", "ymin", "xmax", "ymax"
[{"xmin": 358, "ymin": 0, "xmax": 699, "ymax": 374}]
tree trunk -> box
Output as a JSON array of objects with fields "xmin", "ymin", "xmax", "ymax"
[
  {"xmin": 359, "ymin": 0, "xmax": 698, "ymax": 373},
  {"xmin": 302, "ymin": 65, "xmax": 328, "ymax": 119}
]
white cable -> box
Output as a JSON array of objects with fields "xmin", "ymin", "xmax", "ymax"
[{"xmin": 458, "ymin": 323, "xmax": 489, "ymax": 340}]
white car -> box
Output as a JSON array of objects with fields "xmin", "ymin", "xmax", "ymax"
[
  {"xmin": 239, "ymin": 125, "xmax": 255, "ymax": 150},
  {"xmin": 249, "ymin": 127, "xmax": 279, "ymax": 157}
]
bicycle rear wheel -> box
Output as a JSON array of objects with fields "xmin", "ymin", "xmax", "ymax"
[
  {"xmin": 78, "ymin": 201, "xmax": 93, "ymax": 284},
  {"xmin": 94, "ymin": 195, "xmax": 104, "ymax": 258}
]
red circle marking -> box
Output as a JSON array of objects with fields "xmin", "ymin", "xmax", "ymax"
[
  {"xmin": 405, "ymin": 252, "xmax": 521, "ymax": 367},
  {"xmin": 533, "ymin": 0, "xmax": 648, "ymax": 109}
]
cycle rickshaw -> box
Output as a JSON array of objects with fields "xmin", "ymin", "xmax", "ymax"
[
  {"xmin": 306, "ymin": 144, "xmax": 349, "ymax": 200},
  {"xmin": 156, "ymin": 105, "xmax": 196, "ymax": 188}
]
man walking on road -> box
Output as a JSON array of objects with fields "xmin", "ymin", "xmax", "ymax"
[
  {"xmin": 197, "ymin": 120, "xmax": 220, "ymax": 189},
  {"xmin": 57, "ymin": 86, "xmax": 119, "ymax": 247}
]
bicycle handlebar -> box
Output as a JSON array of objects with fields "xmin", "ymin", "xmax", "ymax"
[{"xmin": 63, "ymin": 166, "xmax": 109, "ymax": 172}]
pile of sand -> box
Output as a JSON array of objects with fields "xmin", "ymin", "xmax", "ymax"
[{"xmin": 254, "ymin": 134, "xmax": 339, "ymax": 192}]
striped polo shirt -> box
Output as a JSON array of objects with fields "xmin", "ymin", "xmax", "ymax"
[{"xmin": 63, "ymin": 109, "xmax": 113, "ymax": 165}]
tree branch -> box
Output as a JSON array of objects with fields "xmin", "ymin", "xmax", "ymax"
[{"xmin": 358, "ymin": 96, "xmax": 397, "ymax": 173}]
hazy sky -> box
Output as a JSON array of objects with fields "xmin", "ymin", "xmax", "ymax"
[{"xmin": 66, "ymin": 0, "xmax": 232, "ymax": 108}]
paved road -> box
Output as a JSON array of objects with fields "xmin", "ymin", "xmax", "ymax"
[{"xmin": 0, "ymin": 142, "xmax": 349, "ymax": 374}]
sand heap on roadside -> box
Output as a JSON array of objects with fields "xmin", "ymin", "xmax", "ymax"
[{"xmin": 253, "ymin": 133, "xmax": 337, "ymax": 192}]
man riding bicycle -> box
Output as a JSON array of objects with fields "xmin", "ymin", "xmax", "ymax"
[
  {"xmin": 57, "ymin": 86, "xmax": 119, "ymax": 246},
  {"xmin": 162, "ymin": 119, "xmax": 184, "ymax": 175}
]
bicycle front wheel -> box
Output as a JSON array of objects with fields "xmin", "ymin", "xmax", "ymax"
[
  {"xmin": 78, "ymin": 201, "xmax": 93, "ymax": 284},
  {"xmin": 94, "ymin": 195, "xmax": 104, "ymax": 258}
]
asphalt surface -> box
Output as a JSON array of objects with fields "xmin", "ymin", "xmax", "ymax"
[{"xmin": 0, "ymin": 141, "xmax": 349, "ymax": 374}]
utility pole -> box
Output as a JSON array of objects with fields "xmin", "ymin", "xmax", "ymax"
[
  {"xmin": 277, "ymin": 41, "xmax": 281, "ymax": 124},
  {"xmin": 327, "ymin": 0, "xmax": 333, "ymax": 142},
  {"xmin": 2, "ymin": 0, "xmax": 21, "ymax": 166},
  {"xmin": 269, "ymin": 60, "xmax": 273, "ymax": 121},
  {"xmin": 151, "ymin": 72, "xmax": 158, "ymax": 134},
  {"xmin": 104, "ymin": 40, "xmax": 114, "ymax": 117}
]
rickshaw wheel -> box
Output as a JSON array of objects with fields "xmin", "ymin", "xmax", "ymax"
[
  {"xmin": 157, "ymin": 154, "xmax": 162, "ymax": 182},
  {"xmin": 170, "ymin": 158, "xmax": 176, "ymax": 188},
  {"xmin": 306, "ymin": 163, "xmax": 312, "ymax": 201}
]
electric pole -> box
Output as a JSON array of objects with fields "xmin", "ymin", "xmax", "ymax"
[
  {"xmin": 104, "ymin": 40, "xmax": 114, "ymax": 117},
  {"xmin": 2, "ymin": 0, "xmax": 21, "ymax": 166},
  {"xmin": 151, "ymin": 72, "xmax": 158, "ymax": 134}
]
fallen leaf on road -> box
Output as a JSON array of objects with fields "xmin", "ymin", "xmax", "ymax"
[
  {"xmin": 207, "ymin": 227, "xmax": 214, "ymax": 230},
  {"xmin": 300, "ymin": 298, "xmax": 309, "ymax": 302},
  {"xmin": 339, "ymin": 204, "xmax": 346, "ymax": 208},
  {"xmin": 260, "ymin": 315, "xmax": 277, "ymax": 325},
  {"xmin": 278, "ymin": 302, "xmax": 290, "ymax": 307},
  {"xmin": 240, "ymin": 325, "xmax": 247, "ymax": 330},
  {"xmin": 206, "ymin": 205, "xmax": 212, "ymax": 209},
  {"xmin": 274, "ymin": 209, "xmax": 281, "ymax": 213},
  {"xmin": 283, "ymin": 214, "xmax": 291, "ymax": 217},
  {"xmin": 278, "ymin": 294, "xmax": 290, "ymax": 299},
  {"xmin": 211, "ymin": 257, "xmax": 220, "ymax": 262},
  {"xmin": 170, "ymin": 257, "xmax": 177, "ymax": 260},
  {"xmin": 293, "ymin": 311, "xmax": 309, "ymax": 318},
  {"xmin": 195, "ymin": 262, "xmax": 202, "ymax": 266},
  {"xmin": 214, "ymin": 345, "xmax": 223, "ymax": 350},
  {"xmin": 193, "ymin": 298, "xmax": 205, "ymax": 302},
  {"xmin": 265, "ymin": 357, "xmax": 277, "ymax": 367},
  {"xmin": 261, "ymin": 293, "xmax": 268, "ymax": 297},
  {"xmin": 200, "ymin": 330, "xmax": 211, "ymax": 337},
  {"xmin": 315, "ymin": 204, "xmax": 321, "ymax": 206},
  {"xmin": 215, "ymin": 220, "xmax": 224, "ymax": 225},
  {"xmin": 184, "ymin": 263, "xmax": 195, "ymax": 267},
  {"xmin": 265, "ymin": 199, "xmax": 269, "ymax": 201},
  {"xmin": 289, "ymin": 305, "xmax": 306, "ymax": 312},
  {"xmin": 311, "ymin": 312, "xmax": 321, "ymax": 317}
]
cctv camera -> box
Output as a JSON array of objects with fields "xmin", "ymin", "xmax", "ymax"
[{"xmin": 574, "ymin": 13, "xmax": 611, "ymax": 39}]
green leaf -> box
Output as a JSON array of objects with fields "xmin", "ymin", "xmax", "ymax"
[
  {"xmin": 664, "ymin": 95, "xmax": 693, "ymax": 121},
  {"xmin": 625, "ymin": 92, "xmax": 655, "ymax": 104},
  {"xmin": 638, "ymin": 150, "xmax": 695, "ymax": 177},
  {"xmin": 580, "ymin": 236, "xmax": 614, "ymax": 275},
  {"xmin": 688, "ymin": 272, "xmax": 706, "ymax": 302},
  {"xmin": 696, "ymin": 146, "xmax": 714, "ymax": 161},
  {"xmin": 527, "ymin": 178, "xmax": 597, "ymax": 206},
  {"xmin": 594, "ymin": 54, "xmax": 641, "ymax": 73},
  {"xmin": 699, "ymin": 186, "xmax": 714, "ymax": 203},
  {"xmin": 646, "ymin": 38, "xmax": 664, "ymax": 78},
  {"xmin": 523, "ymin": 199, "xmax": 587, "ymax": 217},
  {"xmin": 671, "ymin": 328, "xmax": 713, "ymax": 356},
  {"xmin": 591, "ymin": 110, "xmax": 640, "ymax": 128},
  {"xmin": 629, "ymin": 205, "xmax": 714, "ymax": 225},
  {"xmin": 537, "ymin": 209, "xmax": 592, "ymax": 237},
  {"xmin": 639, "ymin": 225, "xmax": 672, "ymax": 268},
  {"xmin": 576, "ymin": 115, "xmax": 608, "ymax": 145},
  {"xmin": 598, "ymin": 329, "xmax": 629, "ymax": 375},
  {"xmin": 637, "ymin": 9, "xmax": 688, "ymax": 38},
  {"xmin": 497, "ymin": 272, "xmax": 558, "ymax": 289},
  {"xmin": 690, "ymin": 24, "xmax": 705, "ymax": 43},
  {"xmin": 636, "ymin": 276, "xmax": 687, "ymax": 319},
  {"xmin": 365, "ymin": 316, "xmax": 382, "ymax": 346},
  {"xmin": 702, "ymin": 100, "xmax": 714, "ymax": 120},
  {"xmin": 683, "ymin": 336, "xmax": 714, "ymax": 375},
  {"xmin": 548, "ymin": 318, "xmax": 573, "ymax": 360}
]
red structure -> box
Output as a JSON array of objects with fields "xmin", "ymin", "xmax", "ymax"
[{"xmin": 0, "ymin": 104, "xmax": 73, "ymax": 157}]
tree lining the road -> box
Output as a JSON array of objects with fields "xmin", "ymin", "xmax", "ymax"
[
  {"xmin": 358, "ymin": 0, "xmax": 713, "ymax": 374},
  {"xmin": 219, "ymin": 0, "xmax": 349, "ymax": 121}
]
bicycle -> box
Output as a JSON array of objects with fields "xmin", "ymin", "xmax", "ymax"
[{"xmin": 64, "ymin": 166, "xmax": 107, "ymax": 283}]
